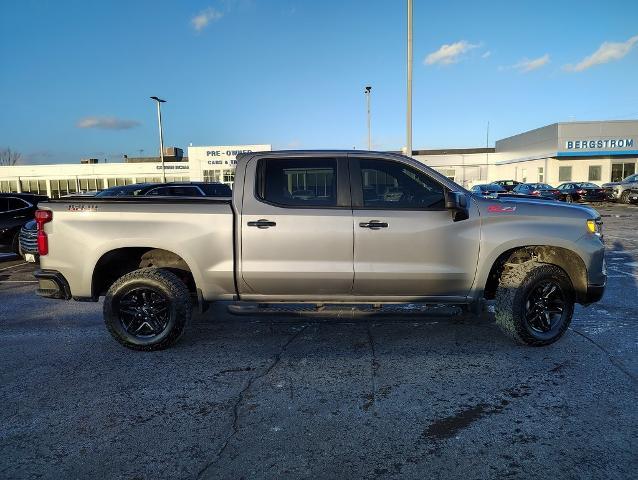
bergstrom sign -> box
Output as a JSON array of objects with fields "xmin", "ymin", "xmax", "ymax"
[{"xmin": 565, "ymin": 138, "xmax": 634, "ymax": 149}]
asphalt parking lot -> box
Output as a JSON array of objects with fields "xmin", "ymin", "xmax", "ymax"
[{"xmin": 1, "ymin": 203, "xmax": 637, "ymax": 480}]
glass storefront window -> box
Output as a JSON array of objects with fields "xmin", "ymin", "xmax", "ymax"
[
  {"xmin": 0, "ymin": 180, "xmax": 18, "ymax": 193},
  {"xmin": 588, "ymin": 165, "xmax": 602, "ymax": 182},
  {"xmin": 559, "ymin": 166, "xmax": 572, "ymax": 182},
  {"xmin": 611, "ymin": 162, "xmax": 636, "ymax": 182}
]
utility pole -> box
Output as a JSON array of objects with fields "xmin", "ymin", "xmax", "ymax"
[
  {"xmin": 406, "ymin": 0, "xmax": 413, "ymax": 157},
  {"xmin": 365, "ymin": 86, "xmax": 372, "ymax": 150},
  {"xmin": 150, "ymin": 96, "xmax": 167, "ymax": 183}
]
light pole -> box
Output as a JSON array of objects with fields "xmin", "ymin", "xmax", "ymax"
[
  {"xmin": 406, "ymin": 0, "xmax": 413, "ymax": 157},
  {"xmin": 150, "ymin": 96, "xmax": 167, "ymax": 183},
  {"xmin": 364, "ymin": 86, "xmax": 372, "ymax": 150}
]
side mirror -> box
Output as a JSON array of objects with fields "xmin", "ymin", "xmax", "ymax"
[
  {"xmin": 445, "ymin": 191, "xmax": 469, "ymax": 221},
  {"xmin": 445, "ymin": 191, "xmax": 467, "ymax": 209}
]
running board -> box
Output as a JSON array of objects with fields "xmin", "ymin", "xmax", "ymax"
[{"xmin": 227, "ymin": 303, "xmax": 462, "ymax": 318}]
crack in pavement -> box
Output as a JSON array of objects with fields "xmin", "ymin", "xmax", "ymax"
[
  {"xmin": 196, "ymin": 324, "xmax": 308, "ymax": 479},
  {"xmin": 363, "ymin": 323, "xmax": 379, "ymax": 412},
  {"xmin": 570, "ymin": 327, "xmax": 638, "ymax": 387}
]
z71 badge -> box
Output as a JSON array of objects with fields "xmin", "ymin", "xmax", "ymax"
[{"xmin": 487, "ymin": 205, "xmax": 517, "ymax": 213}]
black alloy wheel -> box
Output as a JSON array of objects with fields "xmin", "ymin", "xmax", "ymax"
[
  {"xmin": 524, "ymin": 280, "xmax": 566, "ymax": 334},
  {"xmin": 104, "ymin": 268, "xmax": 192, "ymax": 350},
  {"xmin": 117, "ymin": 287, "xmax": 170, "ymax": 338}
]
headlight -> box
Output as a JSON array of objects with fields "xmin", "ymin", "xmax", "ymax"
[{"xmin": 586, "ymin": 218, "xmax": 603, "ymax": 237}]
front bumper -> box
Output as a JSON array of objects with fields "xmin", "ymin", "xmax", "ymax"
[
  {"xmin": 584, "ymin": 283, "xmax": 605, "ymax": 305},
  {"xmin": 34, "ymin": 269, "xmax": 71, "ymax": 300}
]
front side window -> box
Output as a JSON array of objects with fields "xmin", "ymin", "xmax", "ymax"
[
  {"xmin": 359, "ymin": 159, "xmax": 444, "ymax": 209},
  {"xmin": 260, "ymin": 158, "xmax": 337, "ymax": 207}
]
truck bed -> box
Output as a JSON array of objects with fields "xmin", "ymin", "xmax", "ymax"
[{"xmin": 37, "ymin": 196, "xmax": 236, "ymax": 300}]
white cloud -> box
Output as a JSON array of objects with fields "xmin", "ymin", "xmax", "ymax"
[
  {"xmin": 512, "ymin": 54, "xmax": 550, "ymax": 72},
  {"xmin": 191, "ymin": 7, "xmax": 223, "ymax": 32},
  {"xmin": 565, "ymin": 34, "xmax": 638, "ymax": 71},
  {"xmin": 482, "ymin": 50, "xmax": 492, "ymax": 59},
  {"xmin": 76, "ymin": 116, "xmax": 140, "ymax": 130},
  {"xmin": 424, "ymin": 40, "xmax": 479, "ymax": 66}
]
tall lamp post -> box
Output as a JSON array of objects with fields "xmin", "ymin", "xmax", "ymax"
[
  {"xmin": 150, "ymin": 96, "xmax": 167, "ymax": 183},
  {"xmin": 364, "ymin": 86, "xmax": 372, "ymax": 150},
  {"xmin": 406, "ymin": 0, "xmax": 413, "ymax": 157}
]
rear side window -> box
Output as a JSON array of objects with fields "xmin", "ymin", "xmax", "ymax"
[
  {"xmin": 8, "ymin": 198, "xmax": 29, "ymax": 210},
  {"xmin": 259, "ymin": 158, "xmax": 337, "ymax": 207},
  {"xmin": 145, "ymin": 186, "xmax": 202, "ymax": 196},
  {"xmin": 169, "ymin": 186, "xmax": 202, "ymax": 196},
  {"xmin": 359, "ymin": 159, "xmax": 445, "ymax": 209},
  {"xmin": 145, "ymin": 187, "xmax": 171, "ymax": 196},
  {"xmin": 201, "ymin": 183, "xmax": 232, "ymax": 196}
]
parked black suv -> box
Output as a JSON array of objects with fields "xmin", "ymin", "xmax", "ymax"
[
  {"xmin": 0, "ymin": 193, "xmax": 48, "ymax": 253},
  {"xmin": 94, "ymin": 182, "xmax": 232, "ymax": 198}
]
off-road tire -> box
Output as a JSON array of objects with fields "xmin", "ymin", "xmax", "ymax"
[
  {"xmin": 104, "ymin": 268, "xmax": 191, "ymax": 351},
  {"xmin": 620, "ymin": 190, "xmax": 630, "ymax": 204},
  {"xmin": 495, "ymin": 261, "xmax": 574, "ymax": 346}
]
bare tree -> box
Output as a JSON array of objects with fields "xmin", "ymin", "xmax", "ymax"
[{"xmin": 0, "ymin": 147, "xmax": 21, "ymax": 166}]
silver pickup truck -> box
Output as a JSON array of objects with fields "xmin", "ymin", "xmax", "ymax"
[{"xmin": 34, "ymin": 151, "xmax": 606, "ymax": 350}]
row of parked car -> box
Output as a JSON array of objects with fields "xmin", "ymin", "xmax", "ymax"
[
  {"xmin": 470, "ymin": 176, "xmax": 638, "ymax": 204},
  {"xmin": 0, "ymin": 181, "xmax": 232, "ymax": 262}
]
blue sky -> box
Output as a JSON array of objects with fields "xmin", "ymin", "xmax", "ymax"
[{"xmin": 1, "ymin": 0, "xmax": 637, "ymax": 164}]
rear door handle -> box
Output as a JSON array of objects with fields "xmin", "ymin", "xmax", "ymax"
[
  {"xmin": 247, "ymin": 219, "xmax": 276, "ymax": 229},
  {"xmin": 359, "ymin": 220, "xmax": 388, "ymax": 229}
]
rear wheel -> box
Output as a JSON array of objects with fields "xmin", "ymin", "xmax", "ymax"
[
  {"xmin": 495, "ymin": 261, "xmax": 574, "ymax": 346},
  {"xmin": 565, "ymin": 195, "xmax": 573, "ymax": 203},
  {"xmin": 104, "ymin": 268, "xmax": 192, "ymax": 351}
]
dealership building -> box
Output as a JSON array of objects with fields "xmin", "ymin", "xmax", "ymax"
[
  {"xmin": 1, "ymin": 120, "xmax": 636, "ymax": 197},
  {"xmin": 413, "ymin": 119, "xmax": 637, "ymax": 187}
]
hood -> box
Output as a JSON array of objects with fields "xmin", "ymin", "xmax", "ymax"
[
  {"xmin": 602, "ymin": 182, "xmax": 620, "ymax": 187},
  {"xmin": 475, "ymin": 195, "xmax": 599, "ymax": 219}
]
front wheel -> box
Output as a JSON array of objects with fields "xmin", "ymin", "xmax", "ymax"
[
  {"xmin": 495, "ymin": 262, "xmax": 574, "ymax": 346},
  {"xmin": 620, "ymin": 191, "xmax": 631, "ymax": 204},
  {"xmin": 104, "ymin": 268, "xmax": 192, "ymax": 351}
]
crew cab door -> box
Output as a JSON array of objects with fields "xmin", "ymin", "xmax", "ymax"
[
  {"xmin": 240, "ymin": 156, "xmax": 354, "ymax": 296},
  {"xmin": 350, "ymin": 157, "xmax": 480, "ymax": 298}
]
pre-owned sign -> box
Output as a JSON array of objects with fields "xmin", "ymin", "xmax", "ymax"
[{"xmin": 565, "ymin": 138, "xmax": 634, "ymax": 149}]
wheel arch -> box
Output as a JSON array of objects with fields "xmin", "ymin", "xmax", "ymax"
[
  {"xmin": 483, "ymin": 245, "xmax": 588, "ymax": 303},
  {"xmin": 92, "ymin": 247, "xmax": 197, "ymax": 299}
]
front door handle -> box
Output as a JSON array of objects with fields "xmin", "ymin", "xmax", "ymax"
[
  {"xmin": 359, "ymin": 220, "xmax": 388, "ymax": 229},
  {"xmin": 247, "ymin": 219, "xmax": 276, "ymax": 229}
]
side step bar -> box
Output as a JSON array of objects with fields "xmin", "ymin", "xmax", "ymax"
[{"xmin": 227, "ymin": 303, "xmax": 463, "ymax": 318}]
